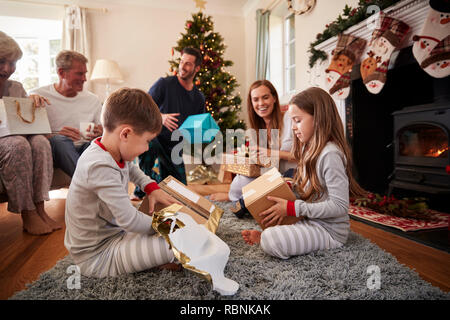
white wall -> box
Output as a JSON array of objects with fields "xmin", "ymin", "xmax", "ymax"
[{"xmin": 88, "ymin": 3, "xmax": 247, "ymax": 102}]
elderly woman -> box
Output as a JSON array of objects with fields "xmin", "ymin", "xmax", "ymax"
[{"xmin": 0, "ymin": 31, "xmax": 60, "ymax": 235}]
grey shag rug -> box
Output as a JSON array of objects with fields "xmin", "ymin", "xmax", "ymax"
[{"xmin": 10, "ymin": 199, "xmax": 449, "ymax": 300}]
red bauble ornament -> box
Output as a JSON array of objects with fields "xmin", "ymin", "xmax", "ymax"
[{"xmin": 195, "ymin": 79, "xmax": 201, "ymax": 86}]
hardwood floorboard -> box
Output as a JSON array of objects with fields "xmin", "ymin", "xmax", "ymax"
[{"xmin": 0, "ymin": 184, "xmax": 448, "ymax": 300}]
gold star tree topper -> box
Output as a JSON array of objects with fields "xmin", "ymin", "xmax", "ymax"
[{"xmin": 194, "ymin": 0, "xmax": 207, "ymax": 11}]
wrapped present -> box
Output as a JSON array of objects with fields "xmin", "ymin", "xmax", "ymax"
[
  {"xmin": 141, "ymin": 175, "xmax": 224, "ymax": 233},
  {"xmin": 0, "ymin": 97, "xmax": 51, "ymax": 137},
  {"xmin": 222, "ymin": 152, "xmax": 272, "ymax": 178},
  {"xmin": 242, "ymin": 167, "xmax": 302, "ymax": 229},
  {"xmin": 151, "ymin": 203, "xmax": 239, "ymax": 296},
  {"xmin": 179, "ymin": 112, "xmax": 220, "ymax": 144}
]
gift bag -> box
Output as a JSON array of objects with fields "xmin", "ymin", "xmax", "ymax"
[{"xmin": 0, "ymin": 96, "xmax": 51, "ymax": 137}]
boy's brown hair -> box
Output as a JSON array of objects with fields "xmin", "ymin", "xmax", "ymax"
[{"xmin": 102, "ymin": 88, "xmax": 162, "ymax": 135}]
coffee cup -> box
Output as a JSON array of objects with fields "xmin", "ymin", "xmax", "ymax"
[{"xmin": 80, "ymin": 122, "xmax": 95, "ymax": 139}]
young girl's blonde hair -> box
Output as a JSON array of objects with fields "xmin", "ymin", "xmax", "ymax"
[{"xmin": 290, "ymin": 87, "xmax": 366, "ymax": 202}]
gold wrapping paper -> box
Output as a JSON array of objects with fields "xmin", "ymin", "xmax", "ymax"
[
  {"xmin": 151, "ymin": 204, "xmax": 212, "ymax": 283},
  {"xmin": 187, "ymin": 165, "xmax": 219, "ymax": 185},
  {"xmin": 205, "ymin": 206, "xmax": 224, "ymax": 234}
]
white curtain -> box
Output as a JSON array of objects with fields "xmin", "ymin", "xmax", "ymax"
[
  {"xmin": 255, "ymin": 9, "xmax": 270, "ymax": 80},
  {"xmin": 62, "ymin": 6, "xmax": 91, "ymax": 75}
]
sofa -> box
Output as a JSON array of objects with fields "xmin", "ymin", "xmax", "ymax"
[{"xmin": 0, "ymin": 168, "xmax": 71, "ymax": 204}]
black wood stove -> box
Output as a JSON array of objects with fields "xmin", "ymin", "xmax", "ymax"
[{"xmin": 390, "ymin": 98, "xmax": 450, "ymax": 194}]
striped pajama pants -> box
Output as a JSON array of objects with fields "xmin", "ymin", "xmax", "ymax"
[
  {"xmin": 260, "ymin": 220, "xmax": 344, "ymax": 259},
  {"xmin": 77, "ymin": 232, "xmax": 174, "ymax": 278}
]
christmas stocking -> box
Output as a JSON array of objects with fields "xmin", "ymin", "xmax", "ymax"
[
  {"xmin": 412, "ymin": 0, "xmax": 450, "ymax": 67},
  {"xmin": 360, "ymin": 12, "xmax": 410, "ymax": 94},
  {"xmin": 325, "ymin": 34, "xmax": 366, "ymax": 99},
  {"xmin": 420, "ymin": 34, "xmax": 450, "ymax": 78}
]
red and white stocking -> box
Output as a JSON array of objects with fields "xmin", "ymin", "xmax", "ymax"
[
  {"xmin": 413, "ymin": 0, "xmax": 450, "ymax": 78},
  {"xmin": 325, "ymin": 34, "xmax": 366, "ymax": 99},
  {"xmin": 412, "ymin": 0, "xmax": 450, "ymax": 66},
  {"xmin": 360, "ymin": 12, "xmax": 410, "ymax": 94}
]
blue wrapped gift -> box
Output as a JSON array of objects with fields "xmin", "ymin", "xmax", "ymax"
[{"xmin": 179, "ymin": 113, "xmax": 220, "ymax": 144}]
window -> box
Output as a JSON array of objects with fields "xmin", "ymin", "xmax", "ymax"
[
  {"xmin": 268, "ymin": 4, "xmax": 296, "ymax": 101},
  {"xmin": 284, "ymin": 14, "xmax": 295, "ymax": 94},
  {"xmin": 0, "ymin": 15, "xmax": 62, "ymax": 93}
]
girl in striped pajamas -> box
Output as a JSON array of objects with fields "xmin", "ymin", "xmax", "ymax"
[
  {"xmin": 242, "ymin": 87, "xmax": 366, "ymax": 259},
  {"xmin": 64, "ymin": 88, "xmax": 181, "ymax": 277}
]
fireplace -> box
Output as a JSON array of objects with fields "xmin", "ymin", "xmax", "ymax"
[
  {"xmin": 346, "ymin": 45, "xmax": 450, "ymax": 198},
  {"xmin": 390, "ymin": 101, "xmax": 450, "ymax": 194}
]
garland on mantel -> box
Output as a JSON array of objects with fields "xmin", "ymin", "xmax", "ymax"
[{"xmin": 308, "ymin": 0, "xmax": 402, "ymax": 68}]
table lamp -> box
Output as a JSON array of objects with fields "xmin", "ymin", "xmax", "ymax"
[{"xmin": 90, "ymin": 59, "xmax": 124, "ymax": 98}]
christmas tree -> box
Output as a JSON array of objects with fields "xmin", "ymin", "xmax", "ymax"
[{"xmin": 169, "ymin": 12, "xmax": 246, "ymax": 140}]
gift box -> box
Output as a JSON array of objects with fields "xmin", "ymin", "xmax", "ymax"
[
  {"xmin": 0, "ymin": 97, "xmax": 51, "ymax": 137},
  {"xmin": 179, "ymin": 113, "xmax": 220, "ymax": 144},
  {"xmin": 242, "ymin": 167, "xmax": 302, "ymax": 229},
  {"xmin": 139, "ymin": 175, "xmax": 224, "ymax": 233},
  {"xmin": 222, "ymin": 153, "xmax": 272, "ymax": 178}
]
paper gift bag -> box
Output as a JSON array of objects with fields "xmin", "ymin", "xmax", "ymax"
[
  {"xmin": 179, "ymin": 113, "xmax": 220, "ymax": 144},
  {"xmin": 0, "ymin": 97, "xmax": 51, "ymax": 138}
]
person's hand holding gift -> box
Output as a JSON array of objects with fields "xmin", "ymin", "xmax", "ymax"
[{"xmin": 147, "ymin": 189, "xmax": 181, "ymax": 213}]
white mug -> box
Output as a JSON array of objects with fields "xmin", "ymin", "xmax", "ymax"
[{"xmin": 80, "ymin": 122, "xmax": 95, "ymax": 139}]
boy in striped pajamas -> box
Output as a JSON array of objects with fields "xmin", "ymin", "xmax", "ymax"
[
  {"xmin": 64, "ymin": 88, "xmax": 181, "ymax": 278},
  {"xmin": 242, "ymin": 87, "xmax": 367, "ymax": 259}
]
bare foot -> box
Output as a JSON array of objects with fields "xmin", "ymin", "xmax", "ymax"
[
  {"xmin": 158, "ymin": 262, "xmax": 182, "ymax": 271},
  {"xmin": 21, "ymin": 210, "xmax": 53, "ymax": 235},
  {"xmin": 36, "ymin": 202, "xmax": 62, "ymax": 231},
  {"xmin": 241, "ymin": 229, "xmax": 261, "ymax": 245},
  {"xmin": 209, "ymin": 192, "xmax": 229, "ymax": 202}
]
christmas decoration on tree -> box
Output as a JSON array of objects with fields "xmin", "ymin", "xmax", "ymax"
[
  {"xmin": 308, "ymin": 0, "xmax": 402, "ymax": 68},
  {"xmin": 168, "ymin": 12, "xmax": 246, "ymax": 140},
  {"xmin": 351, "ymin": 193, "xmax": 432, "ymax": 220}
]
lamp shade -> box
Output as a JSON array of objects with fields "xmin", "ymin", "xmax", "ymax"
[{"xmin": 90, "ymin": 59, "xmax": 124, "ymax": 84}]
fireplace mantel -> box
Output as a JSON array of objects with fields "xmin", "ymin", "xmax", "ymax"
[{"xmin": 313, "ymin": 0, "xmax": 430, "ymax": 67}]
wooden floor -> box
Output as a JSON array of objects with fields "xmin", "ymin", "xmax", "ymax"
[{"xmin": 1, "ymin": 184, "xmax": 449, "ymax": 300}]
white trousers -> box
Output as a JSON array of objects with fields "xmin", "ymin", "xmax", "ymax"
[
  {"xmin": 260, "ymin": 220, "xmax": 343, "ymax": 259},
  {"xmin": 78, "ymin": 232, "xmax": 174, "ymax": 278}
]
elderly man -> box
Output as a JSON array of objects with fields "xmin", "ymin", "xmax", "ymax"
[{"xmin": 33, "ymin": 50, "xmax": 103, "ymax": 177}]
